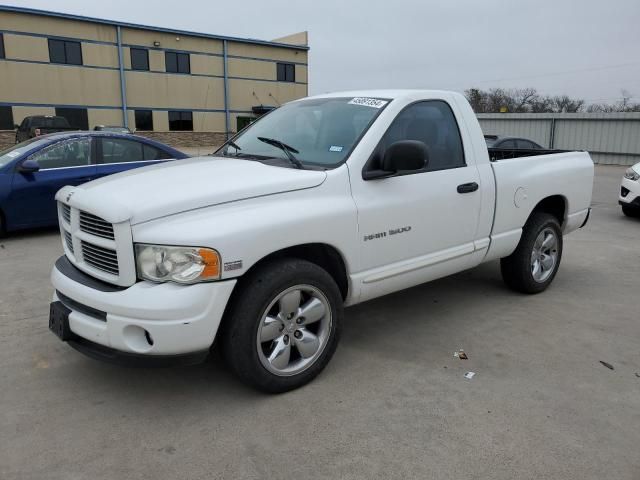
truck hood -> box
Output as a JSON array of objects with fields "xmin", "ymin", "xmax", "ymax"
[{"xmin": 56, "ymin": 157, "xmax": 327, "ymax": 224}]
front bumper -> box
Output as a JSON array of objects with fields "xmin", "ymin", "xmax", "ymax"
[
  {"xmin": 51, "ymin": 256, "xmax": 237, "ymax": 358},
  {"xmin": 619, "ymin": 177, "xmax": 640, "ymax": 206}
]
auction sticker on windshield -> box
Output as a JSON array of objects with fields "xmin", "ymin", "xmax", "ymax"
[{"xmin": 348, "ymin": 97, "xmax": 388, "ymax": 108}]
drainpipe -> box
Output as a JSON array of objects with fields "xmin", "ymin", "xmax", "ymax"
[
  {"xmin": 549, "ymin": 118, "xmax": 556, "ymax": 149},
  {"xmin": 116, "ymin": 26, "xmax": 128, "ymax": 128},
  {"xmin": 223, "ymin": 40, "xmax": 230, "ymax": 139}
]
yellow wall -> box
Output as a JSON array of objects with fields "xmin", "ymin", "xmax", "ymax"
[
  {"xmin": 0, "ymin": 62, "xmax": 121, "ymax": 106},
  {"xmin": 0, "ymin": 11, "xmax": 116, "ymax": 43},
  {"xmin": 3, "ymin": 33, "xmax": 49, "ymax": 62},
  {"xmin": 227, "ymin": 43, "xmax": 306, "ymax": 64},
  {"xmin": 121, "ymin": 28, "xmax": 223, "ymax": 55},
  {"xmin": 228, "ymin": 79, "xmax": 307, "ymax": 111},
  {"xmin": 88, "ymin": 109, "xmax": 123, "ymax": 127},
  {"xmin": 124, "ymin": 73, "xmax": 225, "ymax": 110},
  {"xmin": 82, "ymin": 43, "xmax": 119, "ymax": 68}
]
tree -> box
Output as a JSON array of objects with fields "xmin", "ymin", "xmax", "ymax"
[{"xmin": 464, "ymin": 87, "xmax": 586, "ymax": 113}]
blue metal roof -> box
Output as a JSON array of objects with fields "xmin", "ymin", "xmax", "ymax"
[{"xmin": 0, "ymin": 5, "xmax": 309, "ymax": 51}]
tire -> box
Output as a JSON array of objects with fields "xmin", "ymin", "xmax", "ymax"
[
  {"xmin": 621, "ymin": 204, "xmax": 640, "ymax": 218},
  {"xmin": 500, "ymin": 213, "xmax": 563, "ymax": 294},
  {"xmin": 220, "ymin": 258, "xmax": 343, "ymax": 393}
]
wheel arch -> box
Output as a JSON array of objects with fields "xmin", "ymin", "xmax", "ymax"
[
  {"xmin": 240, "ymin": 243, "xmax": 350, "ymax": 301},
  {"xmin": 526, "ymin": 195, "xmax": 567, "ymax": 228}
]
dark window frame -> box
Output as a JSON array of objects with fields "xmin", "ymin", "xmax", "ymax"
[
  {"xmin": 0, "ymin": 33, "xmax": 5, "ymax": 59},
  {"xmin": 0, "ymin": 106, "xmax": 13, "ymax": 130},
  {"xmin": 165, "ymin": 51, "xmax": 190, "ymax": 74},
  {"xmin": 48, "ymin": 38, "xmax": 83, "ymax": 65},
  {"xmin": 276, "ymin": 62, "xmax": 295, "ymax": 82},
  {"xmin": 130, "ymin": 48, "xmax": 149, "ymax": 71},
  {"xmin": 134, "ymin": 109, "xmax": 154, "ymax": 131},
  {"xmin": 96, "ymin": 137, "xmax": 145, "ymax": 165},
  {"xmin": 55, "ymin": 107, "xmax": 89, "ymax": 130},
  {"xmin": 362, "ymin": 99, "xmax": 467, "ymax": 179},
  {"xmin": 168, "ymin": 111, "xmax": 193, "ymax": 131}
]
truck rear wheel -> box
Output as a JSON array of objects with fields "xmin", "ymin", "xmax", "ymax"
[
  {"xmin": 500, "ymin": 213, "xmax": 563, "ymax": 294},
  {"xmin": 220, "ymin": 258, "xmax": 342, "ymax": 393}
]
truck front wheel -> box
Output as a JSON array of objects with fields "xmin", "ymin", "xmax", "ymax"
[
  {"xmin": 220, "ymin": 258, "xmax": 343, "ymax": 393},
  {"xmin": 500, "ymin": 213, "xmax": 563, "ymax": 294}
]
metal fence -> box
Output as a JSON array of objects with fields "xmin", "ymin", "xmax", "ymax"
[{"xmin": 477, "ymin": 112, "xmax": 640, "ymax": 166}]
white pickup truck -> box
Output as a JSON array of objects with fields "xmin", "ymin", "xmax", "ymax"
[{"xmin": 50, "ymin": 90, "xmax": 593, "ymax": 392}]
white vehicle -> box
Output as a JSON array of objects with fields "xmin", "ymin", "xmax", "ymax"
[
  {"xmin": 50, "ymin": 90, "xmax": 594, "ymax": 392},
  {"xmin": 619, "ymin": 162, "xmax": 640, "ymax": 217}
]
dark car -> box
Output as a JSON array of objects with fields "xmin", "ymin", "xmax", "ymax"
[
  {"xmin": 15, "ymin": 115, "xmax": 76, "ymax": 143},
  {"xmin": 484, "ymin": 135, "xmax": 544, "ymax": 149},
  {"xmin": 94, "ymin": 125, "xmax": 133, "ymax": 134},
  {"xmin": 0, "ymin": 131, "xmax": 187, "ymax": 234}
]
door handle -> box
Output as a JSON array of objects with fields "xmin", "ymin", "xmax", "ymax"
[{"xmin": 457, "ymin": 182, "xmax": 479, "ymax": 194}]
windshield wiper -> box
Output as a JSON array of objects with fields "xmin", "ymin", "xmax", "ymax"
[{"xmin": 257, "ymin": 137, "xmax": 304, "ymax": 169}]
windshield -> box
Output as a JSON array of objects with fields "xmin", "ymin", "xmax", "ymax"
[
  {"xmin": 0, "ymin": 137, "xmax": 51, "ymax": 168},
  {"xmin": 217, "ymin": 97, "xmax": 389, "ymax": 167}
]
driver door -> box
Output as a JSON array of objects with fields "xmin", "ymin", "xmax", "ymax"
[
  {"xmin": 351, "ymin": 100, "xmax": 483, "ymax": 300},
  {"xmin": 8, "ymin": 137, "xmax": 96, "ymax": 228}
]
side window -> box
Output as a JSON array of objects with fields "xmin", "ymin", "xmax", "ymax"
[
  {"xmin": 55, "ymin": 107, "xmax": 88, "ymax": 130},
  {"xmin": 143, "ymin": 144, "xmax": 173, "ymax": 160},
  {"xmin": 99, "ymin": 138, "xmax": 144, "ymax": 164},
  {"xmin": 130, "ymin": 48, "xmax": 149, "ymax": 71},
  {"xmin": 374, "ymin": 100, "xmax": 465, "ymax": 173},
  {"xmin": 0, "ymin": 33, "xmax": 5, "ymax": 59},
  {"xmin": 28, "ymin": 138, "xmax": 91, "ymax": 169},
  {"xmin": 499, "ymin": 139, "xmax": 516, "ymax": 149},
  {"xmin": 0, "ymin": 106, "xmax": 13, "ymax": 130}
]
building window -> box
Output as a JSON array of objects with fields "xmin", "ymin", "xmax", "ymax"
[
  {"xmin": 135, "ymin": 110, "xmax": 153, "ymax": 131},
  {"xmin": 48, "ymin": 39, "xmax": 83, "ymax": 65},
  {"xmin": 55, "ymin": 107, "xmax": 88, "ymax": 130},
  {"xmin": 276, "ymin": 62, "xmax": 295, "ymax": 82},
  {"xmin": 0, "ymin": 106, "xmax": 13, "ymax": 130},
  {"xmin": 236, "ymin": 116, "xmax": 255, "ymax": 132},
  {"xmin": 130, "ymin": 48, "xmax": 149, "ymax": 71},
  {"xmin": 168, "ymin": 111, "xmax": 193, "ymax": 131},
  {"xmin": 165, "ymin": 51, "xmax": 190, "ymax": 74},
  {"xmin": 0, "ymin": 34, "xmax": 5, "ymax": 59}
]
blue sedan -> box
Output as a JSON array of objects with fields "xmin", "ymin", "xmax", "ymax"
[{"xmin": 0, "ymin": 131, "xmax": 187, "ymax": 234}]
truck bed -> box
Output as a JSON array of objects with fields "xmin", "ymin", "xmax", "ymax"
[
  {"xmin": 488, "ymin": 147, "xmax": 570, "ymax": 162},
  {"xmin": 486, "ymin": 150, "xmax": 594, "ymax": 260}
]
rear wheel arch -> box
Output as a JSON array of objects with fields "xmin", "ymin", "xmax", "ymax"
[{"xmin": 527, "ymin": 195, "xmax": 567, "ymax": 228}]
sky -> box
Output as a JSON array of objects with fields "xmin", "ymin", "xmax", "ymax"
[{"xmin": 5, "ymin": 0, "xmax": 640, "ymax": 105}]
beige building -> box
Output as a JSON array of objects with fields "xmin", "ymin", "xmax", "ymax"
[{"xmin": 0, "ymin": 6, "xmax": 309, "ymax": 148}]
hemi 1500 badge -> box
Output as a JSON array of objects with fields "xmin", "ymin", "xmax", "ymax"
[{"xmin": 364, "ymin": 226, "xmax": 411, "ymax": 242}]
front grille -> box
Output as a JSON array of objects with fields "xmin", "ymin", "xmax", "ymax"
[
  {"xmin": 80, "ymin": 211, "xmax": 115, "ymax": 240},
  {"xmin": 81, "ymin": 241, "xmax": 119, "ymax": 275},
  {"xmin": 64, "ymin": 230, "xmax": 74, "ymax": 253},
  {"xmin": 62, "ymin": 204, "xmax": 71, "ymax": 224}
]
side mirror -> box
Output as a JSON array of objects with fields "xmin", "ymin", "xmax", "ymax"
[
  {"xmin": 382, "ymin": 140, "xmax": 428, "ymax": 172},
  {"xmin": 14, "ymin": 124, "xmax": 20, "ymax": 130},
  {"xmin": 363, "ymin": 140, "xmax": 428, "ymax": 180},
  {"xmin": 18, "ymin": 159, "xmax": 40, "ymax": 173}
]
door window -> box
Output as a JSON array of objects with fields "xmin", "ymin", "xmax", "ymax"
[
  {"xmin": 28, "ymin": 138, "xmax": 91, "ymax": 169},
  {"xmin": 499, "ymin": 139, "xmax": 516, "ymax": 149},
  {"xmin": 143, "ymin": 144, "xmax": 173, "ymax": 160},
  {"xmin": 99, "ymin": 138, "xmax": 145, "ymax": 164},
  {"xmin": 373, "ymin": 100, "xmax": 465, "ymax": 173}
]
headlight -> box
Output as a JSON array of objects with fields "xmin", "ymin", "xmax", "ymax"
[
  {"xmin": 624, "ymin": 168, "xmax": 640, "ymax": 181},
  {"xmin": 135, "ymin": 244, "xmax": 220, "ymax": 284}
]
